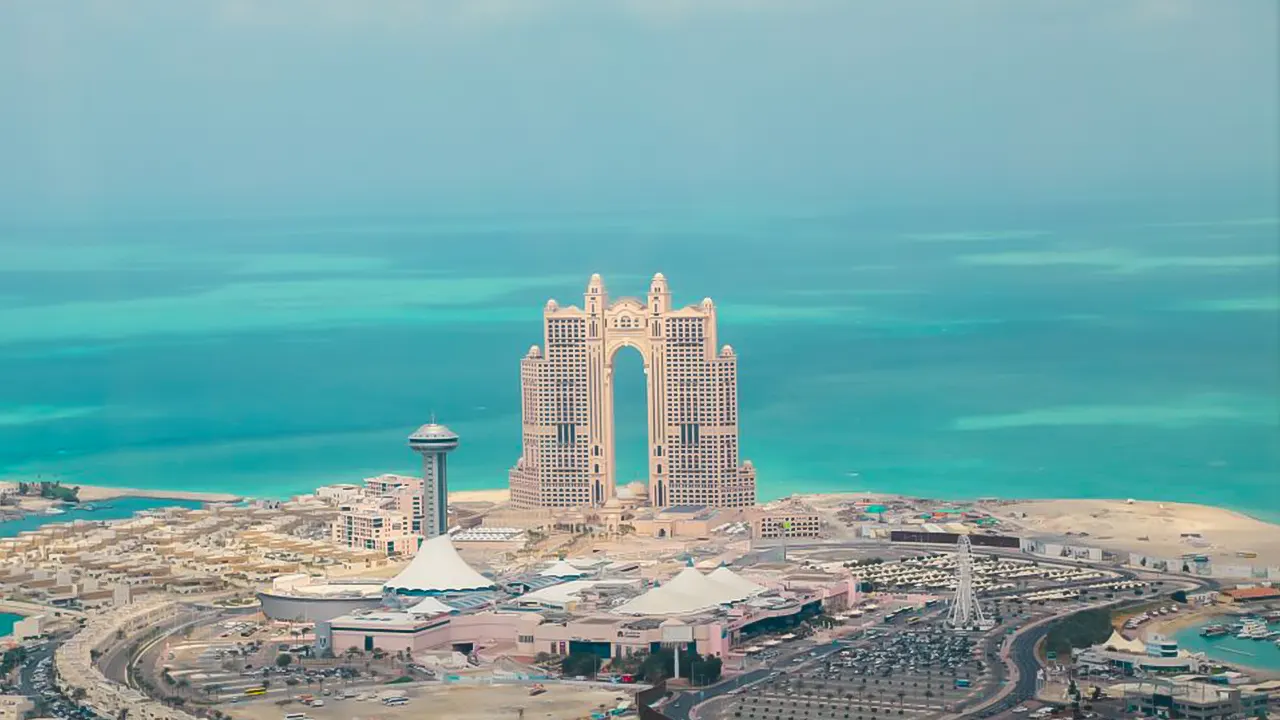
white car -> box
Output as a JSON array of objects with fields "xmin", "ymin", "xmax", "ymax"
[{"xmin": 1012, "ymin": 706, "xmax": 1030, "ymax": 714}]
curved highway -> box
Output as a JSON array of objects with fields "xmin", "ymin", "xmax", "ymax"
[{"xmin": 968, "ymin": 621, "xmax": 1051, "ymax": 719}]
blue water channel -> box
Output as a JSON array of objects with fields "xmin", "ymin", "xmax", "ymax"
[{"xmin": 0, "ymin": 496, "xmax": 204, "ymax": 538}]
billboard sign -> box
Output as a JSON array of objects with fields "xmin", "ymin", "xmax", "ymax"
[{"xmin": 660, "ymin": 624, "xmax": 694, "ymax": 644}]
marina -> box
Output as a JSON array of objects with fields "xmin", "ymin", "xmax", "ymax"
[{"xmin": 1178, "ymin": 618, "xmax": 1280, "ymax": 673}]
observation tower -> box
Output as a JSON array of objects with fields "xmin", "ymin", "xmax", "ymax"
[{"xmin": 408, "ymin": 420, "xmax": 460, "ymax": 539}]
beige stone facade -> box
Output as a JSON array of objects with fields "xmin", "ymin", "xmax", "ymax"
[
  {"xmin": 0, "ymin": 695, "xmax": 34, "ymax": 720},
  {"xmin": 330, "ymin": 474, "xmax": 422, "ymax": 556},
  {"xmin": 510, "ymin": 274, "xmax": 756, "ymax": 509},
  {"xmin": 751, "ymin": 509, "xmax": 822, "ymax": 539}
]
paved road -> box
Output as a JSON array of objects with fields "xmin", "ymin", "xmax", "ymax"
[
  {"xmin": 664, "ymin": 639, "xmax": 853, "ymax": 720},
  {"xmin": 100, "ymin": 607, "xmax": 214, "ymax": 688},
  {"xmin": 662, "ymin": 668, "xmax": 772, "ymax": 720},
  {"xmin": 977, "ymin": 621, "xmax": 1053, "ymax": 718}
]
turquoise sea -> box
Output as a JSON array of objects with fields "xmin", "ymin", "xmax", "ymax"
[
  {"xmin": 0, "ymin": 496, "xmax": 204, "ymax": 538},
  {"xmin": 1176, "ymin": 622, "xmax": 1280, "ymax": 672},
  {"xmin": 0, "ymin": 206, "xmax": 1277, "ymax": 518}
]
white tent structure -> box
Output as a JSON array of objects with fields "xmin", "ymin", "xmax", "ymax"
[
  {"xmin": 405, "ymin": 596, "xmax": 456, "ymax": 616},
  {"xmin": 539, "ymin": 560, "xmax": 586, "ymax": 578},
  {"xmin": 384, "ymin": 534, "xmax": 495, "ymax": 595},
  {"xmin": 707, "ymin": 566, "xmax": 766, "ymax": 598},
  {"xmin": 1100, "ymin": 631, "xmax": 1145, "ymax": 654},
  {"xmin": 614, "ymin": 566, "xmax": 762, "ymax": 616}
]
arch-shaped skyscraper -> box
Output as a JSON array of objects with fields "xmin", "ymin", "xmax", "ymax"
[{"xmin": 509, "ymin": 274, "xmax": 756, "ymax": 509}]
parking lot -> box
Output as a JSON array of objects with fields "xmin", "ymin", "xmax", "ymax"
[
  {"xmin": 224, "ymin": 682, "xmax": 633, "ymax": 720},
  {"xmin": 21, "ymin": 644, "xmax": 96, "ymax": 720},
  {"xmin": 714, "ymin": 620, "xmax": 994, "ymax": 720}
]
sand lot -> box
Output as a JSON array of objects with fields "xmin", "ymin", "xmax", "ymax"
[
  {"xmin": 999, "ymin": 498, "xmax": 1280, "ymax": 566},
  {"xmin": 224, "ymin": 683, "xmax": 633, "ymax": 720}
]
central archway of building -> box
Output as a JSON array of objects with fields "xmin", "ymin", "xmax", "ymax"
[{"xmin": 608, "ymin": 344, "xmax": 649, "ymax": 503}]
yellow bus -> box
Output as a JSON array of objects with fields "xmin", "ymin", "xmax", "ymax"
[
  {"xmin": 905, "ymin": 616, "xmax": 922, "ymax": 626},
  {"xmin": 244, "ymin": 687, "xmax": 267, "ymax": 696}
]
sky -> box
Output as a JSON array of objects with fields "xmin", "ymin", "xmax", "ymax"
[{"xmin": 0, "ymin": 0, "xmax": 1277, "ymax": 216}]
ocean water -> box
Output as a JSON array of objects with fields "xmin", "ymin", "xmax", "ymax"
[
  {"xmin": 0, "ymin": 496, "xmax": 205, "ymax": 538},
  {"xmin": 0, "ymin": 612, "xmax": 20, "ymax": 637},
  {"xmin": 1175, "ymin": 622, "xmax": 1280, "ymax": 672},
  {"xmin": 0, "ymin": 206, "xmax": 1276, "ymax": 518}
]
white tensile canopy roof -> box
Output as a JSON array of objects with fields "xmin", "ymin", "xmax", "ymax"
[
  {"xmin": 539, "ymin": 560, "xmax": 586, "ymax": 578},
  {"xmin": 405, "ymin": 596, "xmax": 455, "ymax": 616},
  {"xmin": 384, "ymin": 534, "xmax": 495, "ymax": 594},
  {"xmin": 1101, "ymin": 631, "xmax": 1145, "ymax": 654},
  {"xmin": 707, "ymin": 566, "xmax": 766, "ymax": 598},
  {"xmin": 613, "ymin": 566, "xmax": 763, "ymax": 616}
]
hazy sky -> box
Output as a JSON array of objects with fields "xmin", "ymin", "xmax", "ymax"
[{"xmin": 1, "ymin": 0, "xmax": 1277, "ymax": 215}]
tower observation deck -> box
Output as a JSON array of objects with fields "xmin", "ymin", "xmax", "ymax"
[{"xmin": 408, "ymin": 421, "xmax": 459, "ymax": 539}]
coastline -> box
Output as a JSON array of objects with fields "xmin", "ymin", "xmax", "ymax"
[
  {"xmin": 1141, "ymin": 604, "xmax": 1230, "ymax": 638},
  {"xmin": 449, "ymin": 488, "xmax": 510, "ymax": 504},
  {"xmin": 13, "ymin": 481, "xmax": 1280, "ymax": 566},
  {"xmin": 1144, "ymin": 610, "xmax": 1280, "ymax": 678},
  {"xmin": 0, "ymin": 484, "xmax": 243, "ymax": 524},
  {"xmin": 989, "ymin": 497, "xmax": 1280, "ymax": 567},
  {"xmin": 67, "ymin": 484, "xmax": 243, "ymax": 503}
]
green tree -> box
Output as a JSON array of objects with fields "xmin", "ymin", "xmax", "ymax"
[
  {"xmin": 275, "ymin": 653, "xmax": 293, "ymax": 668},
  {"xmin": 690, "ymin": 654, "xmax": 723, "ymax": 685},
  {"xmin": 1044, "ymin": 607, "xmax": 1114, "ymax": 658},
  {"xmin": 561, "ymin": 652, "xmax": 601, "ymax": 677},
  {"xmin": 639, "ymin": 651, "xmax": 670, "ymax": 683}
]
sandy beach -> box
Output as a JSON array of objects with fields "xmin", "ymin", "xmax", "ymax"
[
  {"xmin": 450, "ymin": 488, "xmax": 510, "ymax": 504},
  {"xmin": 72, "ymin": 484, "xmax": 244, "ymax": 503},
  {"xmin": 996, "ymin": 498, "xmax": 1280, "ymax": 567},
  {"xmin": 21, "ymin": 483, "xmax": 503, "ymax": 505}
]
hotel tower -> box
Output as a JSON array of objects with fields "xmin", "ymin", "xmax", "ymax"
[{"xmin": 509, "ymin": 273, "xmax": 756, "ymax": 509}]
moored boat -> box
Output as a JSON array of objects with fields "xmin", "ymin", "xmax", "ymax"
[{"xmin": 1200, "ymin": 624, "xmax": 1228, "ymax": 638}]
